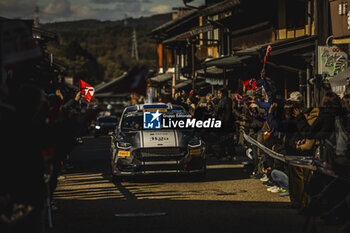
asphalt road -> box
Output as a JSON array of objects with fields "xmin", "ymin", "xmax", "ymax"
[{"xmin": 49, "ymin": 136, "xmax": 335, "ymax": 233}]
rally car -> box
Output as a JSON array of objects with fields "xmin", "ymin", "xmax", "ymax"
[{"xmin": 110, "ymin": 103, "xmax": 206, "ymax": 180}]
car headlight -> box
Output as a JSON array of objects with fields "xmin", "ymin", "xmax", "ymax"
[
  {"xmin": 95, "ymin": 125, "xmax": 101, "ymax": 129},
  {"xmin": 188, "ymin": 138, "xmax": 201, "ymax": 148},
  {"xmin": 117, "ymin": 141, "xmax": 132, "ymax": 149}
]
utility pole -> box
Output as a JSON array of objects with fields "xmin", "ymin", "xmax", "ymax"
[
  {"xmin": 34, "ymin": 6, "xmax": 40, "ymax": 28},
  {"xmin": 131, "ymin": 28, "xmax": 139, "ymax": 61}
]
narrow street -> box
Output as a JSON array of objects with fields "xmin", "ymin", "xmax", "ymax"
[
  {"xmin": 2, "ymin": 1, "xmax": 350, "ymax": 233},
  {"xmin": 50, "ymin": 136, "xmax": 333, "ymax": 233}
]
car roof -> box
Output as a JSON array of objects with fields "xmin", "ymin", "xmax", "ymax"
[{"xmin": 124, "ymin": 103, "xmax": 185, "ymax": 113}]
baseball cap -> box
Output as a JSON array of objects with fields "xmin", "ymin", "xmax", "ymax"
[{"xmin": 287, "ymin": 91, "xmax": 303, "ymax": 103}]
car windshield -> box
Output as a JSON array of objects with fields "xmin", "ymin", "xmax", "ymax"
[
  {"xmin": 121, "ymin": 112, "xmax": 143, "ymax": 130},
  {"xmin": 121, "ymin": 109, "xmax": 188, "ymax": 131}
]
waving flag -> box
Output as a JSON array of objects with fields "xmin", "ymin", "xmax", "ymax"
[
  {"xmin": 242, "ymin": 79, "xmax": 257, "ymax": 91},
  {"xmin": 79, "ymin": 79, "xmax": 94, "ymax": 102},
  {"xmin": 264, "ymin": 44, "xmax": 272, "ymax": 64}
]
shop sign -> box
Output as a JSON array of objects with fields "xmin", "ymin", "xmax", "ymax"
[{"xmin": 318, "ymin": 46, "xmax": 348, "ymax": 76}]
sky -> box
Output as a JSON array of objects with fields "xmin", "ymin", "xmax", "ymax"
[{"xmin": 0, "ymin": 0, "xmax": 202, "ymax": 23}]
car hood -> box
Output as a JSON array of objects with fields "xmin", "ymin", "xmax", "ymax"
[{"xmin": 119, "ymin": 129, "xmax": 194, "ymax": 148}]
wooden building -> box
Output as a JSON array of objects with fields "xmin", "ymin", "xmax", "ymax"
[{"xmin": 151, "ymin": 0, "xmax": 344, "ymax": 107}]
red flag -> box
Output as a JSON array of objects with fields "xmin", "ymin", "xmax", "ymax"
[
  {"xmin": 79, "ymin": 79, "xmax": 95, "ymax": 102},
  {"xmin": 264, "ymin": 44, "xmax": 272, "ymax": 64},
  {"xmin": 242, "ymin": 79, "xmax": 257, "ymax": 91}
]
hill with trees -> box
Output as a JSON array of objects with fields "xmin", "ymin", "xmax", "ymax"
[{"xmin": 43, "ymin": 13, "xmax": 172, "ymax": 85}]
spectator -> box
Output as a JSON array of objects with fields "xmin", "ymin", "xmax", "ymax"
[
  {"xmin": 186, "ymin": 97, "xmax": 196, "ymax": 112},
  {"xmin": 216, "ymin": 88, "xmax": 236, "ymax": 160}
]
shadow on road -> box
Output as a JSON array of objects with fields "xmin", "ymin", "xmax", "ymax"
[
  {"xmin": 50, "ymin": 197, "xmax": 312, "ymax": 233},
  {"xmin": 49, "ymin": 137, "xmax": 338, "ymax": 233}
]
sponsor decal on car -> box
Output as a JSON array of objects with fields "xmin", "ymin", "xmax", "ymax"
[
  {"xmin": 118, "ymin": 151, "xmax": 130, "ymax": 156},
  {"xmin": 189, "ymin": 149, "xmax": 201, "ymax": 155}
]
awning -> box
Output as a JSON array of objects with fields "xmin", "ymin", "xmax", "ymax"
[
  {"xmin": 328, "ymin": 67, "xmax": 350, "ymax": 94},
  {"xmin": 174, "ymin": 79, "xmax": 192, "ymax": 89},
  {"xmin": 234, "ymin": 36, "xmax": 317, "ymax": 57},
  {"xmin": 150, "ymin": 73, "xmax": 173, "ymax": 83},
  {"xmin": 268, "ymin": 36, "xmax": 317, "ymax": 56},
  {"xmin": 197, "ymin": 66, "xmax": 223, "ymax": 76},
  {"xmin": 202, "ymin": 55, "xmax": 251, "ymax": 68},
  {"xmin": 203, "ymin": 36, "xmax": 317, "ymax": 68}
]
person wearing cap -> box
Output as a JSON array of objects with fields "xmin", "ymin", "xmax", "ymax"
[{"xmin": 288, "ymin": 91, "xmax": 303, "ymax": 103}]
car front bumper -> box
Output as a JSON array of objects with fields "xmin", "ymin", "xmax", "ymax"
[{"xmin": 112, "ymin": 147, "xmax": 206, "ymax": 176}]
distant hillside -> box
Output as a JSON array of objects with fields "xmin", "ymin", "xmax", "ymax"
[
  {"xmin": 42, "ymin": 13, "xmax": 172, "ymax": 32},
  {"xmin": 43, "ymin": 13, "xmax": 172, "ymax": 85}
]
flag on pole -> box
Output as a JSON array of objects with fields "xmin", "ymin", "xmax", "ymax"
[
  {"xmin": 79, "ymin": 79, "xmax": 95, "ymax": 102},
  {"xmin": 242, "ymin": 79, "xmax": 257, "ymax": 91},
  {"xmin": 262, "ymin": 44, "xmax": 272, "ymax": 72},
  {"xmin": 264, "ymin": 44, "xmax": 272, "ymax": 65}
]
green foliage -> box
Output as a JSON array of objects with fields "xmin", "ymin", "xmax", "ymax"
[{"xmin": 44, "ymin": 14, "xmax": 172, "ymax": 85}]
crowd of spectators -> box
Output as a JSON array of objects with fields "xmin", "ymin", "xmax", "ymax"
[
  {"xmin": 169, "ymin": 69, "xmax": 350, "ymax": 229},
  {"xmin": 2, "ymin": 63, "xmax": 350, "ymax": 231}
]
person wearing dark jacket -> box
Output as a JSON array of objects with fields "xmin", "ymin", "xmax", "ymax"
[
  {"xmin": 216, "ymin": 89, "xmax": 235, "ymax": 160},
  {"xmin": 216, "ymin": 89, "xmax": 234, "ymax": 131}
]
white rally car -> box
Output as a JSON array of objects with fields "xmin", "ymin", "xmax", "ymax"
[{"xmin": 110, "ymin": 103, "xmax": 206, "ymax": 180}]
